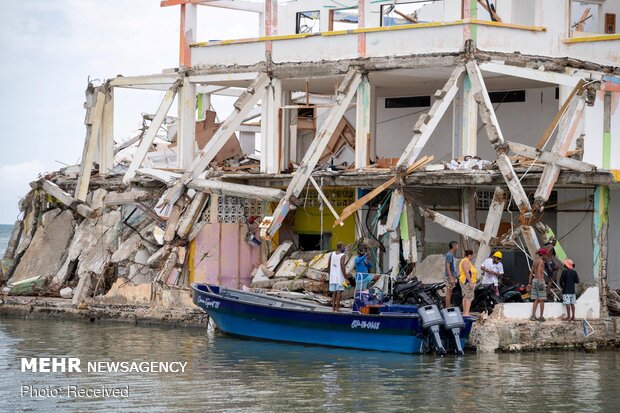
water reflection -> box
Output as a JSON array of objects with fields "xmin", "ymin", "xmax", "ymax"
[{"xmin": 1, "ymin": 318, "xmax": 618, "ymax": 412}]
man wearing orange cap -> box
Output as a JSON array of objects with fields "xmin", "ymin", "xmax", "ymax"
[
  {"xmin": 559, "ymin": 259, "xmax": 580, "ymax": 321},
  {"xmin": 527, "ymin": 248, "xmax": 548, "ymax": 321}
]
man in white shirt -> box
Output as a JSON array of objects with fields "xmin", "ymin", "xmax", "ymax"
[{"xmin": 481, "ymin": 251, "xmax": 504, "ymax": 296}]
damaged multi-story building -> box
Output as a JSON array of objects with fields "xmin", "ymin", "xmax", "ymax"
[{"xmin": 2, "ymin": 0, "xmax": 619, "ymax": 322}]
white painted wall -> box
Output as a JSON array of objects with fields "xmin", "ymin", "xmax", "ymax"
[
  {"xmin": 583, "ymin": 90, "xmax": 620, "ymax": 169},
  {"xmin": 374, "ymin": 86, "xmax": 558, "ymax": 161}
]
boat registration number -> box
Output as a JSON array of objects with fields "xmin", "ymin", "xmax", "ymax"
[{"xmin": 351, "ymin": 320, "xmax": 380, "ymax": 330}]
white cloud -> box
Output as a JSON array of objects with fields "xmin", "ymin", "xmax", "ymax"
[{"xmin": 0, "ymin": 161, "xmax": 47, "ymax": 224}]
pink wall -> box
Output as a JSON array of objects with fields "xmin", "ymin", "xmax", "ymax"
[{"xmin": 192, "ymin": 223, "xmax": 262, "ymax": 288}]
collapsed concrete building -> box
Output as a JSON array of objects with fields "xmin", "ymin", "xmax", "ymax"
[{"xmin": 1, "ymin": 0, "xmax": 620, "ymax": 324}]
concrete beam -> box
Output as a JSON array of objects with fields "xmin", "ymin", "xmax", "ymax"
[
  {"xmin": 479, "ymin": 62, "xmax": 582, "ymax": 87},
  {"xmin": 266, "ymin": 69, "xmax": 362, "ymax": 238},
  {"xmin": 507, "ymin": 141, "xmax": 597, "ymax": 173},
  {"xmin": 593, "ymin": 185, "xmax": 609, "ymax": 317},
  {"xmin": 187, "ymin": 179, "xmax": 285, "ymax": 201},
  {"xmin": 99, "ymin": 87, "xmax": 114, "ymax": 176},
  {"xmin": 474, "ymin": 186, "xmax": 506, "ymax": 270},
  {"xmin": 177, "ymin": 76, "xmax": 197, "ymax": 169},
  {"xmin": 75, "ymin": 89, "xmax": 105, "ymax": 202},
  {"xmin": 533, "ymin": 96, "xmax": 587, "ymax": 209},
  {"xmin": 355, "ymin": 74, "xmax": 375, "ymax": 168},
  {"xmin": 123, "ymin": 80, "xmax": 181, "ymax": 185},
  {"xmin": 164, "ymin": 72, "xmax": 271, "ymax": 206},
  {"xmin": 397, "ymin": 65, "xmax": 465, "ymax": 168}
]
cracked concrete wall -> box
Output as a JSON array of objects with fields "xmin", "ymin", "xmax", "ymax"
[{"xmin": 10, "ymin": 209, "xmax": 75, "ymax": 284}]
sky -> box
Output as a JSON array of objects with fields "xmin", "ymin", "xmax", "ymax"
[{"xmin": 0, "ymin": 0, "xmax": 258, "ymax": 224}]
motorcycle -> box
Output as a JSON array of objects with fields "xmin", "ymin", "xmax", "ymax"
[
  {"xmin": 389, "ymin": 276, "xmax": 445, "ymax": 308},
  {"xmin": 451, "ymin": 282, "xmax": 498, "ymax": 314}
]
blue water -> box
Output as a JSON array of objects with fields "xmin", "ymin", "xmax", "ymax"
[
  {"xmin": 1, "ymin": 317, "xmax": 619, "ymax": 412},
  {"xmin": 0, "ymin": 224, "xmax": 13, "ymax": 256}
]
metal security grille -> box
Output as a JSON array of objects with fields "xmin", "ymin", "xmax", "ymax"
[
  {"xmin": 204, "ymin": 195, "xmax": 264, "ymax": 224},
  {"xmin": 476, "ymin": 190, "xmax": 557, "ymax": 209},
  {"xmin": 301, "ymin": 188, "xmax": 355, "ymax": 208}
]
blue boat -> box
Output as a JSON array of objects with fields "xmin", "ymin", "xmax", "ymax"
[{"xmin": 191, "ymin": 283, "xmax": 475, "ymax": 354}]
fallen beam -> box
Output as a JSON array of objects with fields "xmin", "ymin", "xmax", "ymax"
[
  {"xmin": 163, "ymin": 73, "xmax": 271, "ymax": 206},
  {"xmin": 103, "ymin": 190, "xmax": 152, "ymax": 207},
  {"xmin": 187, "ymin": 179, "xmax": 285, "ymax": 201},
  {"xmin": 39, "ymin": 180, "xmax": 95, "ymax": 218},
  {"xmin": 533, "ymin": 96, "xmax": 587, "ymax": 209},
  {"xmin": 123, "ymin": 80, "xmax": 182, "ymax": 184},
  {"xmin": 176, "ymin": 192, "xmax": 209, "ymax": 239},
  {"xmin": 267, "ymin": 69, "xmax": 362, "ymax": 237},
  {"xmin": 474, "ymin": 186, "xmax": 506, "ymax": 270},
  {"xmin": 507, "ymin": 141, "xmax": 596, "ymax": 173},
  {"xmin": 535, "ymin": 80, "xmax": 585, "ymax": 150},
  {"xmin": 397, "ymin": 65, "xmax": 465, "ymax": 168}
]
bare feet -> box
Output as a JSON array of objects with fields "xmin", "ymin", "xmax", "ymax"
[{"xmin": 562, "ymin": 317, "xmax": 570, "ymax": 321}]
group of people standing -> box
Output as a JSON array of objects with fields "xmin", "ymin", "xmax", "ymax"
[{"xmin": 444, "ymin": 240, "xmax": 580, "ymax": 320}]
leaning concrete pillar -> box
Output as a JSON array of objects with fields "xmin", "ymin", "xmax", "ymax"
[{"xmin": 593, "ymin": 185, "xmax": 609, "ymax": 317}]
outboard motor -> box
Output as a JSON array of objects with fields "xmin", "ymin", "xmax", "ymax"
[
  {"xmin": 418, "ymin": 305, "xmax": 446, "ymax": 355},
  {"xmin": 441, "ymin": 307, "xmax": 466, "ymax": 355}
]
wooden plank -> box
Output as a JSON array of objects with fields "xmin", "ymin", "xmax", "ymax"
[
  {"xmin": 477, "ymin": 0, "xmax": 502, "ymax": 22},
  {"xmin": 332, "ymin": 155, "xmax": 433, "ymax": 227},
  {"xmin": 122, "ymin": 80, "xmax": 181, "ymax": 184},
  {"xmin": 75, "ymin": 90, "xmax": 106, "ymax": 201},
  {"xmin": 397, "ymin": 65, "xmax": 465, "ymax": 168},
  {"xmin": 535, "ymin": 80, "xmax": 585, "ymax": 150},
  {"xmin": 507, "ymin": 141, "xmax": 596, "ymax": 173},
  {"xmin": 187, "ymin": 179, "xmax": 285, "ymax": 201},
  {"xmin": 267, "ymin": 69, "xmax": 362, "ymax": 237},
  {"xmin": 308, "ymin": 175, "xmax": 344, "ymax": 226}
]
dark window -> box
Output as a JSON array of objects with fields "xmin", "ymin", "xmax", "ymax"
[
  {"xmin": 298, "ymin": 233, "xmax": 332, "ymax": 251},
  {"xmin": 385, "ymin": 95, "xmax": 431, "ymax": 108},
  {"xmin": 555, "ymin": 87, "xmax": 559, "ymax": 100},
  {"xmin": 488, "ymin": 90, "xmax": 526, "ymax": 103},
  {"xmin": 298, "ymin": 107, "xmax": 315, "ymax": 118}
]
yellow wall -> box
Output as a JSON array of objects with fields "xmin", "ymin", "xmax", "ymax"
[{"xmin": 294, "ymin": 206, "xmax": 356, "ymax": 249}]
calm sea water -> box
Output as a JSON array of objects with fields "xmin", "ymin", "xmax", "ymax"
[
  {"xmin": 0, "ymin": 317, "xmax": 618, "ymax": 413},
  {"xmin": 0, "ymin": 224, "xmax": 13, "ymax": 256}
]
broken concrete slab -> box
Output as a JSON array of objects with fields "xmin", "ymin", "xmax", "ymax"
[{"xmin": 10, "ymin": 209, "xmax": 75, "ymax": 284}]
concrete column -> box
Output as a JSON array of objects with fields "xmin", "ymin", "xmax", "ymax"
[
  {"xmin": 179, "ymin": 3, "xmax": 197, "ymax": 67},
  {"xmin": 355, "ymin": 75, "xmax": 375, "ymax": 169},
  {"xmin": 280, "ymin": 90, "xmax": 292, "ymax": 170},
  {"xmin": 593, "ymin": 185, "xmax": 609, "ymax": 317},
  {"xmin": 260, "ymin": 79, "xmax": 283, "ymax": 173},
  {"xmin": 99, "ymin": 87, "xmax": 114, "ymax": 176},
  {"xmin": 177, "ymin": 77, "xmax": 196, "ymax": 170},
  {"xmin": 453, "ymin": 74, "xmax": 477, "ymax": 158}
]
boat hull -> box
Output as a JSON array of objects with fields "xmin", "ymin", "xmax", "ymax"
[{"xmin": 191, "ymin": 284, "xmax": 473, "ymax": 354}]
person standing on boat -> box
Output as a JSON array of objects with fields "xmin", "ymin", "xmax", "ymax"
[
  {"xmin": 444, "ymin": 241, "xmax": 459, "ymax": 308},
  {"xmin": 328, "ymin": 242, "xmax": 348, "ymax": 312},
  {"xmin": 355, "ymin": 245, "xmax": 379, "ymax": 290},
  {"xmin": 459, "ymin": 250, "xmax": 477, "ymax": 316}
]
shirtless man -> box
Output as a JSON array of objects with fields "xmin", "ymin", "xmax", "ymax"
[{"xmin": 528, "ymin": 249, "xmax": 548, "ymax": 322}]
